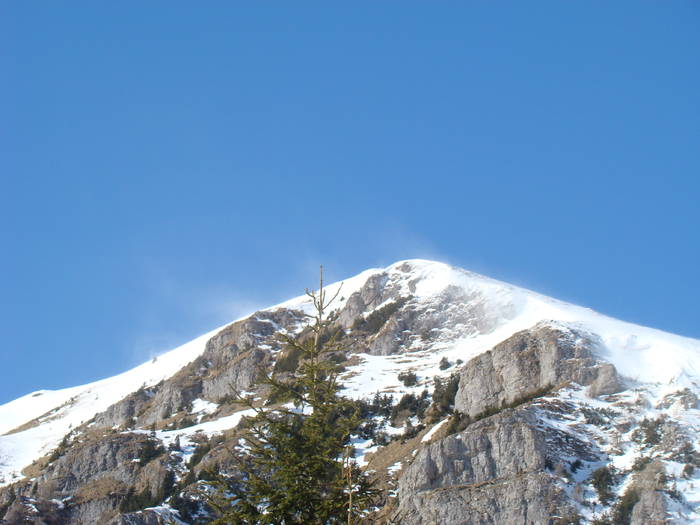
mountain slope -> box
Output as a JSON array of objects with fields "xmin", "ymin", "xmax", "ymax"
[
  {"xmin": 0, "ymin": 266, "xmax": 379, "ymax": 486},
  {"xmin": 1, "ymin": 260, "xmax": 699, "ymax": 524}
]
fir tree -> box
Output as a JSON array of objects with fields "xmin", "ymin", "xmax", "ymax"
[{"xmin": 205, "ymin": 267, "xmax": 378, "ymax": 524}]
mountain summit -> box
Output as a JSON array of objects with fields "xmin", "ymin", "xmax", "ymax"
[{"xmin": 1, "ymin": 260, "xmax": 699, "ymax": 524}]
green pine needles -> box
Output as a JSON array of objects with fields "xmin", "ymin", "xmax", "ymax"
[{"xmin": 205, "ymin": 267, "xmax": 378, "ymax": 525}]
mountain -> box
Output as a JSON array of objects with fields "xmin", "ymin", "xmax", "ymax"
[{"xmin": 1, "ymin": 260, "xmax": 699, "ymax": 524}]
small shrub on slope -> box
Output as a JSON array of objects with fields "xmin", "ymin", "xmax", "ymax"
[
  {"xmin": 398, "ymin": 370, "xmax": 418, "ymax": 387},
  {"xmin": 352, "ymin": 296, "xmax": 410, "ymax": 334},
  {"xmin": 591, "ymin": 465, "xmax": 617, "ymax": 505},
  {"xmin": 431, "ymin": 373, "xmax": 459, "ymax": 418}
]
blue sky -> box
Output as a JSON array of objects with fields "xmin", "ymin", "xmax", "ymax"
[{"xmin": 2, "ymin": 2, "xmax": 699, "ymax": 403}]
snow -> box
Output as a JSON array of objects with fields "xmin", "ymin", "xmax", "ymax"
[
  {"xmin": 387, "ymin": 461, "xmax": 403, "ymax": 475},
  {"xmin": 0, "ymin": 328, "xmax": 224, "ymax": 485},
  {"xmin": 375, "ymin": 260, "xmax": 700, "ymax": 387},
  {"xmin": 421, "ymin": 418, "xmax": 448, "ymax": 443},
  {"xmin": 3, "ymin": 258, "xmax": 700, "ymax": 492},
  {"xmin": 190, "ymin": 399, "xmax": 219, "ymax": 422},
  {"xmin": 350, "ymin": 437, "xmax": 379, "ymax": 467},
  {"xmin": 136, "ymin": 408, "xmax": 256, "ymax": 453}
]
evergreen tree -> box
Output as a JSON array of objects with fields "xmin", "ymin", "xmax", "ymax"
[{"xmin": 205, "ymin": 268, "xmax": 378, "ymax": 524}]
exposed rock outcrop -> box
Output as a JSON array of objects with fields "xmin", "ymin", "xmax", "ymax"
[
  {"xmin": 629, "ymin": 460, "xmax": 669, "ymax": 525},
  {"xmin": 395, "ymin": 408, "xmax": 590, "ymax": 524},
  {"xmin": 454, "ymin": 323, "xmax": 623, "ymax": 419}
]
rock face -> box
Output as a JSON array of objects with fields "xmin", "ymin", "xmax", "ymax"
[
  {"xmin": 396, "ymin": 410, "xmax": 573, "ymax": 525},
  {"xmin": 92, "ymin": 309, "xmax": 306, "ymax": 431},
  {"xmin": 106, "ymin": 509, "xmax": 179, "ymax": 525},
  {"xmin": 397, "ymin": 472, "xmax": 571, "ymax": 525},
  {"xmin": 454, "ymin": 323, "xmax": 623, "ymax": 419},
  {"xmin": 395, "ymin": 408, "xmax": 593, "ymax": 524},
  {"xmin": 400, "ymin": 410, "xmax": 550, "ymax": 493},
  {"xmin": 628, "ymin": 461, "xmax": 669, "ymax": 525},
  {"xmin": 2, "ymin": 432, "xmax": 174, "ymax": 524}
]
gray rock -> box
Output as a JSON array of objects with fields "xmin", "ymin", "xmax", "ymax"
[
  {"xmin": 395, "ymin": 472, "xmax": 572, "ymax": 525},
  {"xmin": 337, "ymin": 272, "xmax": 391, "ymax": 328},
  {"xmin": 630, "ymin": 489, "xmax": 667, "ymax": 525},
  {"xmin": 454, "ymin": 322, "xmax": 623, "ymax": 418},
  {"xmin": 396, "ymin": 409, "xmax": 583, "ymax": 524},
  {"xmin": 629, "ymin": 460, "xmax": 669, "ymax": 525},
  {"xmin": 36, "ymin": 433, "xmax": 146, "ymax": 494},
  {"xmin": 587, "ymin": 362, "xmax": 623, "ymax": 397},
  {"xmin": 105, "ymin": 508, "xmax": 178, "ymax": 525}
]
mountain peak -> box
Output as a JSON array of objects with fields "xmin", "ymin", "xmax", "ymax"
[{"xmin": 2, "ymin": 260, "xmax": 700, "ymax": 523}]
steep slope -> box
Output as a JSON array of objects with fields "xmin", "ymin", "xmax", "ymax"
[
  {"xmin": 1, "ymin": 260, "xmax": 699, "ymax": 524},
  {"xmin": 0, "ymin": 267, "xmax": 379, "ymax": 487}
]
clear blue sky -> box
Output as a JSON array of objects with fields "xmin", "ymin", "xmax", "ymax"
[{"xmin": 2, "ymin": 2, "xmax": 699, "ymax": 403}]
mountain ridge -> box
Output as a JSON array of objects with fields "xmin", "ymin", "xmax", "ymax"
[{"xmin": 1, "ymin": 259, "xmax": 699, "ymax": 524}]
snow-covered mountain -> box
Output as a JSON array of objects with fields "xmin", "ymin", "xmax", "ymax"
[{"xmin": 1, "ymin": 260, "xmax": 699, "ymax": 524}]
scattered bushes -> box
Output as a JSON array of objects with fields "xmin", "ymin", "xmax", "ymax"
[
  {"xmin": 445, "ymin": 411, "xmax": 471, "ymax": 435},
  {"xmin": 390, "ymin": 391, "xmax": 429, "ymax": 425},
  {"xmin": 354, "ymin": 393, "xmax": 393, "ymax": 422},
  {"xmin": 368, "ymin": 392, "xmax": 394, "ymax": 418},
  {"xmin": 439, "ymin": 357, "xmax": 451, "ymax": 370},
  {"xmin": 373, "ymin": 430, "xmax": 390, "ymax": 447},
  {"xmin": 632, "ymin": 417, "xmax": 664, "ymax": 446},
  {"xmin": 197, "ymin": 466, "xmax": 220, "ymax": 482},
  {"xmin": 170, "ymin": 491, "xmax": 201, "ymax": 522},
  {"xmin": 352, "ymin": 296, "xmax": 410, "ymax": 334},
  {"xmin": 138, "ymin": 438, "xmax": 165, "ymax": 465},
  {"xmin": 667, "ymin": 482, "xmax": 683, "ymax": 502},
  {"xmin": 400, "ymin": 419, "xmax": 425, "ymax": 442},
  {"xmin": 581, "ymin": 406, "xmax": 618, "ymax": 427},
  {"xmin": 119, "ymin": 486, "xmax": 159, "ymax": 513},
  {"xmin": 356, "ymin": 418, "xmax": 379, "ymax": 441},
  {"xmin": 179, "ymin": 469, "xmax": 196, "ymax": 488},
  {"xmin": 430, "ymin": 374, "xmax": 459, "ymax": 418},
  {"xmin": 672, "ymin": 442, "xmax": 700, "ymax": 466},
  {"xmin": 591, "ymin": 465, "xmax": 617, "ymax": 505},
  {"xmin": 630, "ymin": 455, "xmax": 652, "ymax": 472},
  {"xmin": 118, "ymin": 471, "xmax": 175, "ymax": 514},
  {"xmin": 217, "ymin": 393, "xmax": 238, "ymax": 405},
  {"xmin": 501, "ymin": 385, "xmax": 552, "ymax": 411},
  {"xmin": 609, "ymin": 487, "xmax": 639, "ymax": 525},
  {"xmin": 159, "ymin": 470, "xmax": 176, "ymax": 501},
  {"xmin": 590, "ymin": 515, "xmax": 611, "ymax": 525},
  {"xmin": 352, "ymin": 393, "xmax": 395, "ymax": 444},
  {"xmin": 398, "ymin": 370, "xmax": 418, "ymax": 387},
  {"xmin": 188, "ymin": 441, "xmax": 211, "ymax": 469},
  {"xmin": 119, "ymin": 472, "xmax": 175, "ymax": 515},
  {"xmin": 641, "ymin": 417, "xmax": 664, "ymax": 445},
  {"xmin": 544, "ymin": 457, "xmax": 555, "ymax": 471},
  {"xmin": 47, "ymin": 435, "xmax": 70, "ymax": 463},
  {"xmin": 168, "ymin": 435, "xmax": 182, "ymax": 452}
]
